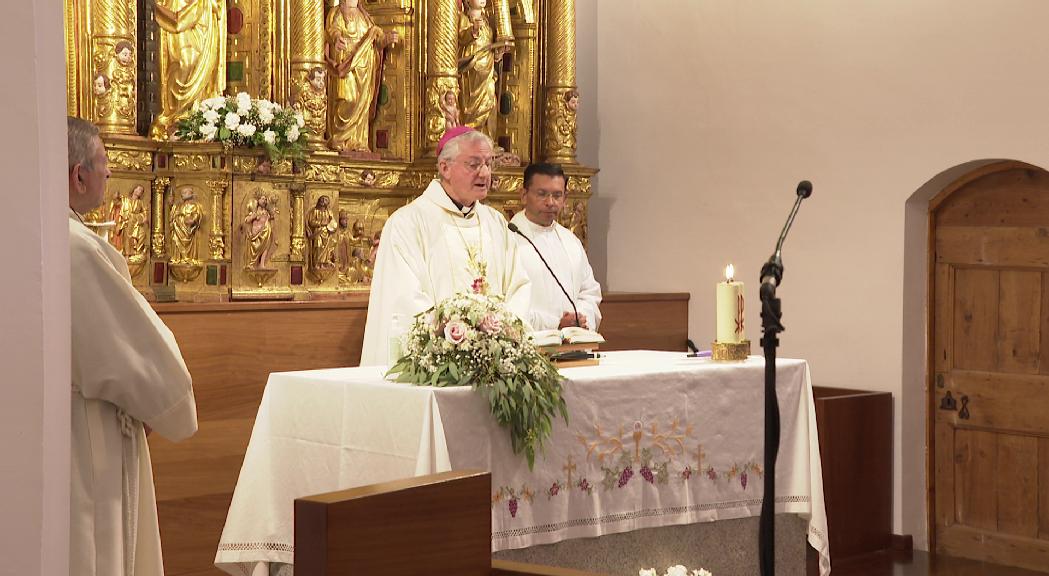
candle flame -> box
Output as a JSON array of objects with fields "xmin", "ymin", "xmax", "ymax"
[{"xmin": 725, "ymin": 264, "xmax": 735, "ymax": 282}]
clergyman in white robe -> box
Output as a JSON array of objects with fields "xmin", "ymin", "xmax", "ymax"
[
  {"xmin": 510, "ymin": 210, "xmax": 602, "ymax": 331},
  {"xmin": 70, "ymin": 209, "xmax": 198, "ymax": 576},
  {"xmin": 361, "ymin": 179, "xmax": 531, "ymax": 366}
]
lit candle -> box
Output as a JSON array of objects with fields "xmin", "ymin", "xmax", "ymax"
[{"xmin": 716, "ymin": 264, "xmax": 745, "ymax": 344}]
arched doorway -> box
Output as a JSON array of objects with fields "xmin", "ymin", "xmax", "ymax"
[{"xmin": 929, "ymin": 160, "xmax": 1049, "ymax": 571}]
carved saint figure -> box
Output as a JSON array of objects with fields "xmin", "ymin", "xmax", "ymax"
[
  {"xmin": 170, "ymin": 186, "xmax": 204, "ymax": 264},
  {"xmin": 567, "ymin": 199, "xmax": 587, "ymax": 243},
  {"xmin": 151, "ymin": 0, "xmax": 226, "ymax": 139},
  {"xmin": 441, "ymin": 90, "xmax": 461, "ymax": 130},
  {"xmin": 122, "ymin": 185, "xmax": 149, "ymax": 263},
  {"xmin": 295, "ymin": 67, "xmax": 328, "ymax": 140},
  {"xmin": 457, "ymin": 0, "xmax": 510, "ymax": 136},
  {"xmin": 108, "ymin": 189, "xmax": 128, "ymax": 252},
  {"xmin": 306, "ymin": 195, "xmax": 338, "ymax": 278},
  {"xmin": 241, "ymin": 191, "xmax": 279, "ymax": 270},
  {"xmin": 324, "ymin": 0, "xmax": 398, "ymax": 153},
  {"xmin": 111, "ymin": 185, "xmax": 148, "ymax": 261}
]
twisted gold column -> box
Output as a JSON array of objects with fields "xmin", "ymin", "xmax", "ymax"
[
  {"xmin": 289, "ymin": 184, "xmax": 306, "ymax": 262},
  {"xmin": 206, "ymin": 179, "xmax": 228, "ymax": 260},
  {"xmin": 542, "ymin": 0, "xmax": 578, "ymax": 164},
  {"xmin": 89, "ymin": 0, "xmax": 137, "ymax": 134},
  {"xmin": 151, "ymin": 177, "xmax": 170, "ymax": 258},
  {"xmin": 289, "ymin": 0, "xmax": 327, "ymax": 148},
  {"xmin": 424, "ymin": 0, "xmax": 460, "ymax": 155}
]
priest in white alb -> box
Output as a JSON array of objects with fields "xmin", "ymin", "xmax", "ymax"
[
  {"xmin": 361, "ymin": 126, "xmax": 531, "ymax": 365},
  {"xmin": 510, "ymin": 163, "xmax": 602, "ymax": 331},
  {"xmin": 67, "ymin": 117, "xmax": 198, "ymax": 576}
]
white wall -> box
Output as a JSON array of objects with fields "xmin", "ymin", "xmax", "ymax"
[
  {"xmin": 0, "ymin": 0, "xmax": 71, "ymax": 574},
  {"xmin": 578, "ymin": 0, "xmax": 1049, "ymax": 548}
]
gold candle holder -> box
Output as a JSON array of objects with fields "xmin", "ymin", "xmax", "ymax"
[{"xmin": 712, "ymin": 340, "xmax": 751, "ymax": 361}]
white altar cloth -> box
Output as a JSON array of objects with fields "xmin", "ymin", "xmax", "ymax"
[{"xmin": 215, "ymin": 351, "xmax": 830, "ymax": 575}]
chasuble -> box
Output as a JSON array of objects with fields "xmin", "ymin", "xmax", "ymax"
[
  {"xmin": 361, "ymin": 180, "xmax": 531, "ymax": 366},
  {"xmin": 509, "ymin": 211, "xmax": 602, "ymax": 331},
  {"xmin": 70, "ymin": 211, "xmax": 198, "ymax": 576}
]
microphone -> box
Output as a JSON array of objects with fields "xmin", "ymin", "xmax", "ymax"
[
  {"xmin": 508, "ymin": 221, "xmax": 581, "ymax": 327},
  {"xmin": 760, "ymin": 180, "xmax": 812, "ymax": 294}
]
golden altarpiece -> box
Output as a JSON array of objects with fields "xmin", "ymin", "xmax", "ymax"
[{"xmin": 65, "ymin": 0, "xmax": 593, "ymax": 302}]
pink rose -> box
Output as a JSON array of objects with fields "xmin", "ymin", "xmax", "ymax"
[
  {"xmin": 471, "ymin": 277, "xmax": 488, "ymax": 294},
  {"xmin": 444, "ymin": 320, "xmax": 468, "ymax": 345},
  {"xmin": 479, "ymin": 314, "xmax": 503, "ymax": 335}
]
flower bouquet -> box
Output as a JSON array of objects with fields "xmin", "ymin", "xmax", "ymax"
[
  {"xmin": 386, "ymin": 292, "xmax": 568, "ymax": 468},
  {"xmin": 175, "ymin": 92, "xmax": 307, "ymax": 161}
]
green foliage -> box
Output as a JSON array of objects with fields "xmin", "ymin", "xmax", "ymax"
[{"xmin": 386, "ymin": 293, "xmax": 568, "ymax": 469}]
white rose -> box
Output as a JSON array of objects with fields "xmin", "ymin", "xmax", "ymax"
[
  {"xmin": 666, "ymin": 567, "xmax": 689, "ymax": 576},
  {"xmin": 295, "ymin": 112, "xmax": 305, "ymax": 128},
  {"xmin": 203, "ymin": 109, "xmax": 220, "ymax": 124},
  {"xmin": 286, "ymin": 125, "xmax": 300, "ymax": 142},
  {"xmin": 204, "ymin": 96, "xmax": 226, "ymax": 110},
  {"xmin": 694, "ymin": 570, "xmax": 712, "ymax": 576},
  {"xmin": 263, "ymin": 130, "xmax": 276, "ymax": 144},
  {"xmin": 639, "ymin": 570, "xmax": 657, "ymax": 576},
  {"xmin": 237, "ymin": 123, "xmax": 257, "ymax": 137},
  {"xmin": 224, "ymin": 112, "xmax": 241, "ymax": 129},
  {"xmin": 258, "ymin": 109, "xmax": 275, "ymax": 124},
  {"xmin": 200, "ymin": 123, "xmax": 218, "ymax": 141}
]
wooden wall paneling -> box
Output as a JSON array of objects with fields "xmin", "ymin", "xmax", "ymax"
[
  {"xmin": 934, "ymin": 169, "xmax": 1049, "ymax": 228},
  {"xmin": 954, "ymin": 429, "xmax": 998, "ymax": 531},
  {"xmin": 934, "ymin": 263, "xmax": 953, "ymax": 373},
  {"xmin": 936, "ymin": 226, "xmax": 1049, "ymax": 268},
  {"xmin": 939, "ymin": 524, "xmax": 1049, "ymax": 573},
  {"xmin": 156, "ymin": 493, "xmax": 234, "ymax": 576},
  {"xmin": 598, "ymin": 292, "xmax": 689, "ymax": 351},
  {"xmin": 997, "ymin": 271, "xmax": 1041, "ymax": 375},
  {"xmin": 812, "ymin": 387, "xmax": 893, "ymax": 561},
  {"xmin": 996, "ymin": 434, "xmax": 1038, "ymax": 538},
  {"xmin": 1041, "ymin": 272, "xmax": 1049, "ymax": 376},
  {"xmin": 946, "ymin": 372, "xmax": 1049, "ymax": 437},
  {"xmin": 1040, "ymin": 438, "xmax": 1049, "ymax": 540},
  {"xmin": 952, "ymin": 268, "xmax": 999, "ymax": 372},
  {"xmin": 934, "ymin": 421, "xmax": 955, "ymax": 529}
]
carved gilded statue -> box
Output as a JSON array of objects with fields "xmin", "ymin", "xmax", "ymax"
[
  {"xmin": 240, "ymin": 191, "xmax": 279, "ymax": 271},
  {"xmin": 93, "ymin": 73, "xmax": 112, "ymax": 119},
  {"xmin": 306, "ymin": 195, "xmax": 337, "ymax": 280},
  {"xmin": 566, "ymin": 199, "xmax": 587, "ymax": 243},
  {"xmin": 110, "ymin": 184, "xmax": 148, "ymax": 263},
  {"xmin": 122, "ymin": 185, "xmax": 149, "ymax": 264},
  {"xmin": 324, "ymin": 0, "xmax": 398, "ymax": 154},
  {"xmin": 294, "ymin": 67, "xmax": 328, "ymax": 141},
  {"xmin": 170, "ymin": 186, "xmax": 205, "ymax": 264},
  {"xmin": 151, "ymin": 0, "xmax": 226, "ymax": 139},
  {"xmin": 457, "ymin": 0, "xmax": 512, "ymax": 136}
]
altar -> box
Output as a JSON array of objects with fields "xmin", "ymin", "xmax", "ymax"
[{"xmin": 215, "ymin": 351, "xmax": 830, "ymax": 575}]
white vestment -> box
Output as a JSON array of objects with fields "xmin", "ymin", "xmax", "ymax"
[
  {"xmin": 510, "ymin": 211, "xmax": 602, "ymax": 331},
  {"xmin": 69, "ymin": 210, "xmax": 198, "ymax": 576},
  {"xmin": 361, "ymin": 180, "xmax": 532, "ymax": 366}
]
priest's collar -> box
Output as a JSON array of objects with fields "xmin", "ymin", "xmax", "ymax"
[
  {"xmin": 514, "ymin": 211, "xmax": 557, "ymax": 234},
  {"xmin": 426, "ymin": 179, "xmax": 478, "ymax": 219}
]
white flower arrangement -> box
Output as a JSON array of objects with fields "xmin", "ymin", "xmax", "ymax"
[
  {"xmin": 639, "ymin": 567, "xmax": 712, "ymax": 576},
  {"xmin": 386, "ymin": 292, "xmax": 568, "ymax": 469},
  {"xmin": 176, "ymin": 92, "xmax": 307, "ymax": 161}
]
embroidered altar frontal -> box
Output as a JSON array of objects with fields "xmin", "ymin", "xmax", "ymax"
[{"xmin": 216, "ymin": 351, "xmax": 830, "ymax": 575}]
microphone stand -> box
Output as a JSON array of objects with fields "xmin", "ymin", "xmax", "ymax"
[{"xmin": 758, "ymin": 180, "xmax": 811, "ymax": 576}]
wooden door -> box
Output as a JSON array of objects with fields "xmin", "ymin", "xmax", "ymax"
[{"xmin": 930, "ymin": 161, "xmax": 1049, "ymax": 571}]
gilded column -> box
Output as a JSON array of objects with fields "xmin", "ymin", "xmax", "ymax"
[
  {"xmin": 541, "ymin": 0, "xmax": 578, "ymax": 164},
  {"xmin": 493, "ymin": 0, "xmax": 513, "ymax": 43},
  {"xmin": 151, "ymin": 177, "xmax": 170, "ymax": 258},
  {"xmin": 289, "ymin": 0, "xmax": 327, "ymax": 148},
  {"xmin": 206, "ymin": 179, "xmax": 228, "ymax": 260},
  {"xmin": 424, "ymin": 0, "xmax": 460, "ymax": 155},
  {"xmin": 289, "ymin": 184, "xmax": 306, "ymax": 262},
  {"xmin": 89, "ymin": 0, "xmax": 137, "ymax": 134}
]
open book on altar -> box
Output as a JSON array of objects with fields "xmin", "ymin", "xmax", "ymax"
[{"xmin": 530, "ymin": 326, "xmax": 605, "ymax": 348}]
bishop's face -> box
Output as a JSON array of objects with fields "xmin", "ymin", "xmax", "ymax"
[
  {"xmin": 439, "ymin": 139, "xmax": 493, "ymax": 207},
  {"xmin": 521, "ymin": 173, "xmax": 567, "ymax": 228}
]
